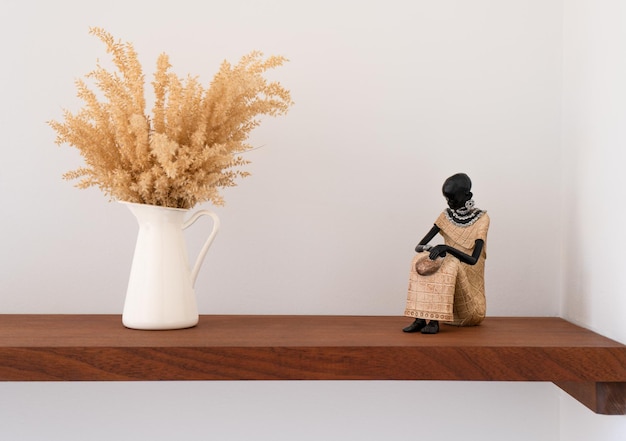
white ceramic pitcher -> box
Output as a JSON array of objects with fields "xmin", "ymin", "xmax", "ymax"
[{"xmin": 121, "ymin": 202, "xmax": 220, "ymax": 330}]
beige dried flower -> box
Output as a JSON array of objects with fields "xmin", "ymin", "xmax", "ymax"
[{"xmin": 49, "ymin": 27, "xmax": 293, "ymax": 209}]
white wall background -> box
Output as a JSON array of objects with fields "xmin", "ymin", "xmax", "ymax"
[
  {"xmin": 0, "ymin": 0, "xmax": 622, "ymax": 440},
  {"xmin": 560, "ymin": 0, "xmax": 626, "ymax": 439}
]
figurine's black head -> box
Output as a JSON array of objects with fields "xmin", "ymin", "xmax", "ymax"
[{"xmin": 442, "ymin": 173, "xmax": 472, "ymax": 210}]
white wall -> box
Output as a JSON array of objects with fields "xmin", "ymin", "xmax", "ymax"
[
  {"xmin": 0, "ymin": 0, "xmax": 563, "ymax": 317},
  {"xmin": 561, "ymin": 0, "xmax": 626, "ymax": 439},
  {"xmin": 0, "ymin": 0, "xmax": 612, "ymax": 439},
  {"xmin": 0, "ymin": 381, "xmax": 558, "ymax": 441}
]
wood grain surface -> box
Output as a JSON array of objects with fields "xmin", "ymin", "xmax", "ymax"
[{"xmin": 0, "ymin": 315, "xmax": 624, "ymax": 414}]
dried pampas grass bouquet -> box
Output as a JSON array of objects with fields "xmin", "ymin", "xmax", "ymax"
[{"xmin": 49, "ymin": 27, "xmax": 293, "ymax": 209}]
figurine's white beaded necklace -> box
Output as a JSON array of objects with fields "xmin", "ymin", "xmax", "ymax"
[{"xmin": 445, "ymin": 200, "xmax": 485, "ymax": 227}]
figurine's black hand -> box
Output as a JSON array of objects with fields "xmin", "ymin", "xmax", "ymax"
[{"xmin": 429, "ymin": 245, "xmax": 448, "ymax": 259}]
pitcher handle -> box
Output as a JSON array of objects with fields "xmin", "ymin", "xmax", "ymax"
[{"xmin": 183, "ymin": 210, "xmax": 221, "ymax": 287}]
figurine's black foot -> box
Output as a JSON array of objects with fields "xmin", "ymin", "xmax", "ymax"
[
  {"xmin": 403, "ymin": 318, "xmax": 427, "ymax": 333},
  {"xmin": 421, "ymin": 320, "xmax": 440, "ymax": 334}
]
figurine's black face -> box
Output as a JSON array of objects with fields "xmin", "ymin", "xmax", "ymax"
[
  {"xmin": 442, "ymin": 173, "xmax": 472, "ymax": 210},
  {"xmin": 444, "ymin": 191, "xmax": 468, "ymax": 210}
]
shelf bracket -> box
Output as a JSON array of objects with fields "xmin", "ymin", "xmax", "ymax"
[{"xmin": 555, "ymin": 381, "xmax": 626, "ymax": 415}]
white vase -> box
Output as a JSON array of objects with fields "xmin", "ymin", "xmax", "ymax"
[{"xmin": 121, "ymin": 201, "xmax": 220, "ymax": 330}]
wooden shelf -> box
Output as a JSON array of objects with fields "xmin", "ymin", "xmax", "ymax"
[{"xmin": 0, "ymin": 315, "xmax": 624, "ymax": 414}]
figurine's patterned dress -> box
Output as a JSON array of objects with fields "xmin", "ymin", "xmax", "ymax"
[{"xmin": 404, "ymin": 211, "xmax": 490, "ymax": 326}]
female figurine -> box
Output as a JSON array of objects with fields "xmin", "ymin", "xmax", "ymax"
[{"xmin": 403, "ymin": 173, "xmax": 490, "ymax": 334}]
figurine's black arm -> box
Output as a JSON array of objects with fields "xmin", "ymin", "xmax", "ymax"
[
  {"xmin": 414, "ymin": 225, "xmax": 440, "ymax": 252},
  {"xmin": 429, "ymin": 239, "xmax": 484, "ymax": 265}
]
